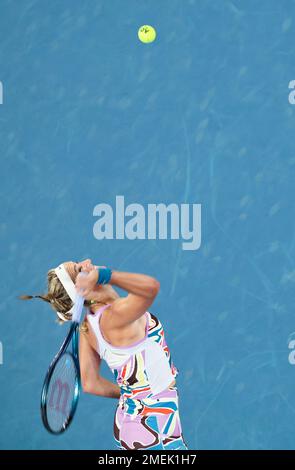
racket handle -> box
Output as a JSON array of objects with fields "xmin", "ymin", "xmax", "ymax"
[
  {"xmin": 72, "ymin": 272, "xmax": 87, "ymax": 323},
  {"xmin": 72, "ymin": 294, "xmax": 84, "ymax": 323}
]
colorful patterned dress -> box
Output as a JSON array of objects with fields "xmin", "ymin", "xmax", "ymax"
[{"xmin": 87, "ymin": 304, "xmax": 188, "ymax": 450}]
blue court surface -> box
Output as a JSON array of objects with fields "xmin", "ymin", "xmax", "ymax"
[{"xmin": 1, "ymin": 0, "xmax": 295, "ymax": 450}]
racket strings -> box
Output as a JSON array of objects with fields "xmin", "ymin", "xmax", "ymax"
[{"xmin": 46, "ymin": 352, "xmax": 78, "ymax": 433}]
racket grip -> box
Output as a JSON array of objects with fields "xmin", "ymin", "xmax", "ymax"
[
  {"xmin": 72, "ymin": 272, "xmax": 87, "ymax": 323},
  {"xmin": 71, "ymin": 294, "xmax": 84, "ymax": 323}
]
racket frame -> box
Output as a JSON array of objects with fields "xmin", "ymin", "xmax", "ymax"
[{"xmin": 40, "ymin": 322, "xmax": 81, "ymax": 435}]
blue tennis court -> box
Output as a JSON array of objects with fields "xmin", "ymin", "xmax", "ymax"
[{"xmin": 0, "ymin": 0, "xmax": 295, "ymax": 450}]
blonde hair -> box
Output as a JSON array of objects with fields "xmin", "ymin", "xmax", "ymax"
[{"xmin": 20, "ymin": 269, "xmax": 88, "ymax": 332}]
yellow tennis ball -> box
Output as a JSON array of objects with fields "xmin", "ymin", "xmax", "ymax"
[{"xmin": 138, "ymin": 25, "xmax": 156, "ymax": 44}]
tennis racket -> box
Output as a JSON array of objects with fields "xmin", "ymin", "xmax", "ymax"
[{"xmin": 40, "ymin": 291, "xmax": 85, "ymax": 434}]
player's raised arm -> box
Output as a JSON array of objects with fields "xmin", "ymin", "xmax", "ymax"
[
  {"xmin": 75, "ymin": 267, "xmax": 160, "ymax": 328},
  {"xmin": 108, "ymin": 271, "xmax": 160, "ymax": 328}
]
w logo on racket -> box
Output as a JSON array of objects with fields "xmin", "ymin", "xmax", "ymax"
[
  {"xmin": 49, "ymin": 379, "xmax": 70, "ymax": 415},
  {"xmin": 41, "ymin": 337, "xmax": 81, "ymax": 434}
]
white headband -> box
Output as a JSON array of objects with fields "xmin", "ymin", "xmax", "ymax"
[{"xmin": 54, "ymin": 263, "xmax": 77, "ymax": 321}]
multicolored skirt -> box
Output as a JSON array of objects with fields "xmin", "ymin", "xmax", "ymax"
[{"xmin": 113, "ymin": 385, "xmax": 188, "ymax": 450}]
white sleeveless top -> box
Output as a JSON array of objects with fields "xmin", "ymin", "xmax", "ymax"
[{"xmin": 86, "ymin": 304, "xmax": 178, "ymax": 396}]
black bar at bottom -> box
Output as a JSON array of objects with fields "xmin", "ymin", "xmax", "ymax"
[{"xmin": 0, "ymin": 450, "xmax": 292, "ymax": 466}]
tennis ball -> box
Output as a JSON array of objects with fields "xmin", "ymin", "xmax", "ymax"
[{"xmin": 138, "ymin": 25, "xmax": 156, "ymax": 44}]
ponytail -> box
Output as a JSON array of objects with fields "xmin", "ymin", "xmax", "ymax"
[
  {"xmin": 19, "ymin": 294, "xmax": 52, "ymax": 304},
  {"xmin": 19, "ymin": 270, "xmax": 89, "ymax": 333}
]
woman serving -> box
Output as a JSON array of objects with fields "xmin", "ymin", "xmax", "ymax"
[{"xmin": 27, "ymin": 259, "xmax": 188, "ymax": 450}]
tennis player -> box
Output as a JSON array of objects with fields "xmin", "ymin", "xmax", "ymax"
[{"xmin": 27, "ymin": 259, "xmax": 188, "ymax": 450}]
